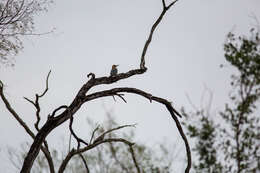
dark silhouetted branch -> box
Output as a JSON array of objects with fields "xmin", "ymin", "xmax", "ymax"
[
  {"xmin": 69, "ymin": 116, "xmax": 88, "ymax": 149},
  {"xmin": 59, "ymin": 124, "xmax": 136, "ymax": 172},
  {"xmin": 19, "ymin": 1, "xmax": 188, "ymax": 172},
  {"xmin": 84, "ymin": 87, "xmax": 181, "ymax": 118},
  {"xmin": 79, "ymin": 153, "xmax": 89, "ymax": 173},
  {"xmin": 140, "ymin": 0, "xmax": 179, "ymax": 69},
  {"xmin": 49, "ymin": 105, "xmax": 68, "ymax": 118},
  {"xmin": 0, "ymin": 80, "xmax": 55, "ymax": 173},
  {"xmin": 24, "ymin": 70, "xmax": 51, "ymax": 131},
  {"xmin": 83, "ymin": 87, "xmax": 191, "ymax": 172}
]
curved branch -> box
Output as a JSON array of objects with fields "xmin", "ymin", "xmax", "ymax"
[
  {"xmin": 39, "ymin": 70, "xmax": 51, "ymax": 97},
  {"xmin": 79, "ymin": 153, "xmax": 89, "ymax": 173},
  {"xmin": 69, "ymin": 115, "xmax": 88, "ymax": 149},
  {"xmin": 59, "ymin": 124, "xmax": 136, "ymax": 172},
  {"xmin": 0, "ymin": 81, "xmax": 55, "ymax": 173},
  {"xmin": 140, "ymin": 0, "xmax": 179, "ymax": 69},
  {"xmin": 84, "ymin": 87, "xmax": 181, "ymax": 118},
  {"xmin": 49, "ymin": 105, "xmax": 68, "ymax": 118},
  {"xmin": 93, "ymin": 124, "xmax": 136, "ymax": 144},
  {"xmin": 83, "ymin": 87, "xmax": 191, "ymax": 172},
  {"xmin": 23, "ymin": 70, "xmax": 51, "ymax": 131},
  {"xmin": 20, "ymin": 1, "xmax": 183, "ymax": 171}
]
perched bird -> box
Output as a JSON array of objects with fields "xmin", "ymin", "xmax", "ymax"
[{"xmin": 110, "ymin": 64, "xmax": 119, "ymax": 76}]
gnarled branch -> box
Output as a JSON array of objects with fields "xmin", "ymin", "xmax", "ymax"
[
  {"xmin": 83, "ymin": 87, "xmax": 191, "ymax": 172},
  {"xmin": 0, "ymin": 81, "xmax": 55, "ymax": 173},
  {"xmin": 19, "ymin": 1, "xmax": 189, "ymax": 172},
  {"xmin": 24, "ymin": 70, "xmax": 51, "ymax": 131}
]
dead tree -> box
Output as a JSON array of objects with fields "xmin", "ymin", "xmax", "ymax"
[{"xmin": 0, "ymin": 0, "xmax": 191, "ymax": 172}]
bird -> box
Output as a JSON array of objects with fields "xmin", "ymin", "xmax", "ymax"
[{"xmin": 110, "ymin": 64, "xmax": 119, "ymax": 76}]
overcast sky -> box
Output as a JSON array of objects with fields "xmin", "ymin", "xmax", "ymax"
[{"xmin": 1, "ymin": 0, "xmax": 260, "ymax": 172}]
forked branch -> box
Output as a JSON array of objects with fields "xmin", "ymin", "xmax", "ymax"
[
  {"xmin": 140, "ymin": 0, "xmax": 179, "ymax": 69},
  {"xmin": 24, "ymin": 70, "xmax": 51, "ymax": 131},
  {"xmin": 19, "ymin": 1, "xmax": 191, "ymax": 172},
  {"xmin": 0, "ymin": 80, "xmax": 55, "ymax": 173},
  {"xmin": 59, "ymin": 124, "xmax": 136, "ymax": 173},
  {"xmin": 69, "ymin": 115, "xmax": 88, "ymax": 149},
  {"xmin": 83, "ymin": 87, "xmax": 191, "ymax": 172}
]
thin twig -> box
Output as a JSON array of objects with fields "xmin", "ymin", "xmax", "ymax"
[
  {"xmin": 93, "ymin": 124, "xmax": 136, "ymax": 144},
  {"xmin": 23, "ymin": 70, "xmax": 51, "ymax": 131},
  {"xmin": 129, "ymin": 145, "xmax": 141, "ymax": 173},
  {"xmin": 39, "ymin": 70, "xmax": 51, "ymax": 97},
  {"xmin": 89, "ymin": 125, "xmax": 100, "ymax": 144},
  {"xmin": 109, "ymin": 142, "xmax": 130, "ymax": 173},
  {"xmin": 116, "ymin": 93, "xmax": 127, "ymax": 103},
  {"xmin": 58, "ymin": 138, "xmax": 134, "ymax": 173},
  {"xmin": 79, "ymin": 153, "xmax": 89, "ymax": 173},
  {"xmin": 0, "ymin": 80, "xmax": 55, "ymax": 173},
  {"xmin": 20, "ymin": 1, "xmax": 187, "ymax": 172}
]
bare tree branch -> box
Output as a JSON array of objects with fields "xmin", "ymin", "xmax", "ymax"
[
  {"xmin": 167, "ymin": 0, "xmax": 179, "ymax": 10},
  {"xmin": 83, "ymin": 87, "xmax": 191, "ymax": 172},
  {"xmin": 23, "ymin": 70, "xmax": 51, "ymax": 131},
  {"xmin": 69, "ymin": 115, "xmax": 88, "ymax": 149},
  {"xmin": 79, "ymin": 153, "xmax": 89, "ymax": 173},
  {"xmin": 58, "ymin": 138, "xmax": 135, "ymax": 173},
  {"xmin": 84, "ymin": 87, "xmax": 181, "ymax": 118},
  {"xmin": 0, "ymin": 80, "xmax": 55, "ymax": 173},
  {"xmin": 162, "ymin": 0, "xmax": 166, "ymax": 8},
  {"xmin": 59, "ymin": 124, "xmax": 136, "ymax": 172},
  {"xmin": 39, "ymin": 70, "xmax": 51, "ymax": 97},
  {"xmin": 21, "ymin": 69, "xmax": 147, "ymax": 172},
  {"xmin": 18, "ymin": 1, "xmax": 190, "ymax": 172},
  {"xmin": 49, "ymin": 105, "xmax": 68, "ymax": 118},
  {"xmin": 129, "ymin": 145, "xmax": 141, "ymax": 173},
  {"xmin": 0, "ymin": 81, "xmax": 34, "ymax": 140},
  {"xmin": 89, "ymin": 125, "xmax": 100, "ymax": 144},
  {"xmin": 109, "ymin": 142, "xmax": 130, "ymax": 173},
  {"xmin": 93, "ymin": 124, "xmax": 136, "ymax": 144},
  {"xmin": 140, "ymin": 0, "xmax": 179, "ymax": 69}
]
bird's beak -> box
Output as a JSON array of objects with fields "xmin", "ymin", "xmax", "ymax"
[{"xmin": 115, "ymin": 65, "xmax": 119, "ymax": 67}]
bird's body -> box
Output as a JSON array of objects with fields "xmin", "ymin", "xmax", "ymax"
[{"xmin": 110, "ymin": 65, "xmax": 119, "ymax": 76}]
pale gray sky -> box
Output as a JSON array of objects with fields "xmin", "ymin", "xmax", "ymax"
[{"xmin": 0, "ymin": 0, "xmax": 260, "ymax": 172}]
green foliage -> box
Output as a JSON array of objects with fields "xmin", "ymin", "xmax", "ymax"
[
  {"xmin": 224, "ymin": 29, "xmax": 260, "ymax": 87},
  {"xmin": 182, "ymin": 109, "xmax": 223, "ymax": 173},
  {"xmin": 184, "ymin": 27, "xmax": 260, "ymax": 173},
  {"xmin": 220, "ymin": 28, "xmax": 260, "ymax": 173}
]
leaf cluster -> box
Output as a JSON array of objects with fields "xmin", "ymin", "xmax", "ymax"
[{"xmin": 0, "ymin": 0, "xmax": 52, "ymax": 66}]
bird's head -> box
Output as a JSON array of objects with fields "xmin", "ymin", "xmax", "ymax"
[{"xmin": 112, "ymin": 64, "xmax": 119, "ymax": 69}]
